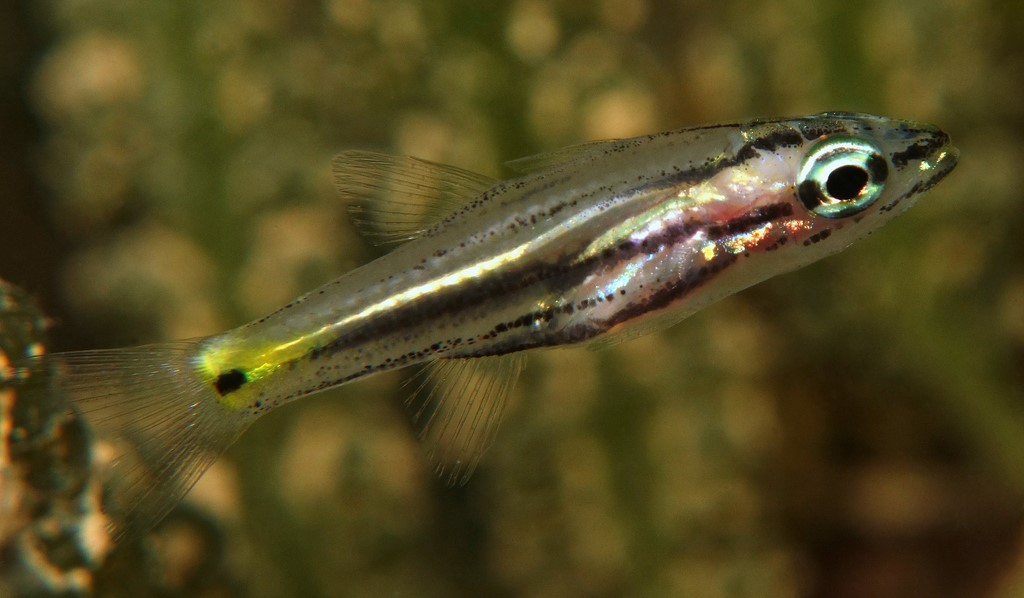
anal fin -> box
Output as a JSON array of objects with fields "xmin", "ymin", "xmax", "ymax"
[{"xmin": 406, "ymin": 353, "xmax": 526, "ymax": 486}]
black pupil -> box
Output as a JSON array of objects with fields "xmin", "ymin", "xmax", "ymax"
[{"xmin": 825, "ymin": 165, "xmax": 869, "ymax": 200}]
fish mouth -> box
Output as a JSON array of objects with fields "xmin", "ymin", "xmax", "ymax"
[
  {"xmin": 889, "ymin": 121, "xmax": 959, "ymax": 192},
  {"xmin": 876, "ymin": 127, "xmax": 958, "ymax": 213}
]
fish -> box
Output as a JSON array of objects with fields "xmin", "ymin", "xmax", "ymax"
[{"xmin": 32, "ymin": 112, "xmax": 958, "ymax": 537}]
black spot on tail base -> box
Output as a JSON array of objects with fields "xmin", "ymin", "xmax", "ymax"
[{"xmin": 214, "ymin": 369, "xmax": 248, "ymax": 395}]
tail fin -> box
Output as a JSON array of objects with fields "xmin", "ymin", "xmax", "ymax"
[{"xmin": 43, "ymin": 341, "xmax": 250, "ymax": 539}]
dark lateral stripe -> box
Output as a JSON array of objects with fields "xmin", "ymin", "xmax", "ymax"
[
  {"xmin": 705, "ymin": 203, "xmax": 793, "ymax": 238},
  {"xmin": 432, "ymin": 250, "xmax": 741, "ymax": 359},
  {"xmin": 485, "ymin": 203, "xmax": 792, "ymax": 343},
  {"xmin": 592, "ymin": 200, "xmax": 792, "ymax": 332},
  {"xmin": 603, "ymin": 252, "xmax": 739, "ymax": 329},
  {"xmin": 309, "ymin": 198, "xmax": 794, "ymax": 364}
]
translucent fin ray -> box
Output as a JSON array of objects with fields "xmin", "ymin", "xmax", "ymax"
[
  {"xmin": 406, "ymin": 353, "xmax": 525, "ymax": 486},
  {"xmin": 44, "ymin": 342, "xmax": 249, "ymax": 539},
  {"xmin": 583, "ymin": 308, "xmax": 695, "ymax": 352},
  {"xmin": 333, "ymin": 151, "xmax": 497, "ymax": 245},
  {"xmin": 505, "ymin": 138, "xmax": 626, "ymax": 174}
]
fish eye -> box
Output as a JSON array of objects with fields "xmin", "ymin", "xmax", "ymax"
[{"xmin": 796, "ymin": 136, "xmax": 888, "ymax": 218}]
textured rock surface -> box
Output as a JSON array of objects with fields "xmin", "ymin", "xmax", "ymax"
[{"xmin": 0, "ymin": 280, "xmax": 244, "ymax": 596}]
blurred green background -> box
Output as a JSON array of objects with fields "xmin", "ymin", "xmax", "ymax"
[{"xmin": 1, "ymin": 1, "xmax": 1023, "ymax": 596}]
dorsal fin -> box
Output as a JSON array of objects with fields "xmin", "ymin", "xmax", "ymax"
[
  {"xmin": 504, "ymin": 138, "xmax": 627, "ymax": 174},
  {"xmin": 333, "ymin": 151, "xmax": 497, "ymax": 246},
  {"xmin": 405, "ymin": 353, "xmax": 526, "ymax": 486}
]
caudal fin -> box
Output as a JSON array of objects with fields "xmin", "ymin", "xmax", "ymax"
[{"xmin": 44, "ymin": 341, "xmax": 250, "ymax": 539}]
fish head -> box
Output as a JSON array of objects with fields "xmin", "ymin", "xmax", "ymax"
[{"xmin": 699, "ymin": 112, "xmax": 959, "ymax": 263}]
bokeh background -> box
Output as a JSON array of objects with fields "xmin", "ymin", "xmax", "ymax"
[{"xmin": 1, "ymin": 1, "xmax": 1023, "ymax": 596}]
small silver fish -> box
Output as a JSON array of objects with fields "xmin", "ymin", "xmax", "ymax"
[{"xmin": 38, "ymin": 112, "xmax": 958, "ymax": 536}]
